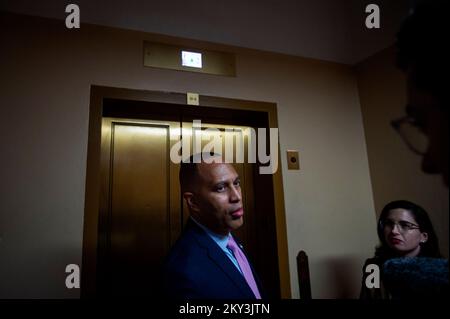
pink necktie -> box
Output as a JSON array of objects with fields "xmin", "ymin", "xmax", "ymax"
[{"xmin": 227, "ymin": 236, "xmax": 261, "ymax": 299}]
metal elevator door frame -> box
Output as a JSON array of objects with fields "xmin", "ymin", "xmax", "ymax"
[{"xmin": 82, "ymin": 87, "xmax": 291, "ymax": 299}]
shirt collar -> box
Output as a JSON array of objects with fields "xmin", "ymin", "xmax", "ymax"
[{"xmin": 190, "ymin": 217, "xmax": 230, "ymax": 249}]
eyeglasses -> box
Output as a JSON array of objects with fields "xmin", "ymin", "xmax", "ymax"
[
  {"xmin": 381, "ymin": 219, "xmax": 420, "ymax": 233},
  {"xmin": 391, "ymin": 115, "xmax": 428, "ymax": 155}
]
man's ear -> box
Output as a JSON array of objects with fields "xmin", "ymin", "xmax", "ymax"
[{"xmin": 183, "ymin": 192, "xmax": 199, "ymax": 212}]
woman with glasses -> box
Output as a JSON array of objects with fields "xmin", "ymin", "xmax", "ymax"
[{"xmin": 360, "ymin": 200, "xmax": 441, "ymax": 299}]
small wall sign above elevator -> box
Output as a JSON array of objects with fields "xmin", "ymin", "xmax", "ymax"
[{"xmin": 143, "ymin": 41, "xmax": 236, "ymax": 77}]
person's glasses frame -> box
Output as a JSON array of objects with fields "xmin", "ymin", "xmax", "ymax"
[
  {"xmin": 391, "ymin": 115, "xmax": 428, "ymax": 156},
  {"xmin": 380, "ymin": 219, "xmax": 421, "ymax": 233}
]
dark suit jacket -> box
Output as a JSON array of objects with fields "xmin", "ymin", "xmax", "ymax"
[{"xmin": 163, "ymin": 219, "xmax": 265, "ymax": 299}]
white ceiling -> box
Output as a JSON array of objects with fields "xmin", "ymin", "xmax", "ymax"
[{"xmin": 0, "ymin": 0, "xmax": 412, "ymax": 65}]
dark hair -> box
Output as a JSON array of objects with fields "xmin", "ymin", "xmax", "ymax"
[
  {"xmin": 396, "ymin": 0, "xmax": 449, "ymax": 108},
  {"xmin": 179, "ymin": 152, "xmax": 222, "ymax": 193},
  {"xmin": 375, "ymin": 200, "xmax": 441, "ymax": 261}
]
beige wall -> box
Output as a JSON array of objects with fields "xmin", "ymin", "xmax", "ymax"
[
  {"xmin": 0, "ymin": 13, "xmax": 378, "ymax": 298},
  {"xmin": 356, "ymin": 47, "xmax": 449, "ymax": 258}
]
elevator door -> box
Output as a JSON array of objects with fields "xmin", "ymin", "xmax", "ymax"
[{"xmin": 97, "ymin": 117, "xmax": 256, "ymax": 297}]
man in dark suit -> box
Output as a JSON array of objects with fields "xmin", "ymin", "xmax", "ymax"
[{"xmin": 163, "ymin": 153, "xmax": 264, "ymax": 299}]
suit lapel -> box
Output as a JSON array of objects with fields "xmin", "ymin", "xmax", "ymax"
[
  {"xmin": 187, "ymin": 220, "xmax": 255, "ymax": 298},
  {"xmin": 206, "ymin": 245, "xmax": 255, "ymax": 298}
]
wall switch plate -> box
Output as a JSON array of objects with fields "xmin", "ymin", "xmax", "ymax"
[
  {"xmin": 287, "ymin": 150, "xmax": 300, "ymax": 170},
  {"xmin": 187, "ymin": 92, "xmax": 199, "ymax": 105}
]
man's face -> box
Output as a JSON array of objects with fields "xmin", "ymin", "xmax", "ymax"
[
  {"xmin": 186, "ymin": 162, "xmax": 244, "ymax": 235},
  {"xmin": 407, "ymin": 75, "xmax": 449, "ymax": 186}
]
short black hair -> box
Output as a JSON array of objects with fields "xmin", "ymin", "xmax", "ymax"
[
  {"xmin": 179, "ymin": 152, "xmax": 222, "ymax": 193},
  {"xmin": 396, "ymin": 0, "xmax": 449, "ymax": 107},
  {"xmin": 375, "ymin": 200, "xmax": 441, "ymax": 260}
]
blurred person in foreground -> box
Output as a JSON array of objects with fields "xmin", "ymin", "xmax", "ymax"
[{"xmin": 382, "ymin": 0, "xmax": 449, "ymax": 299}]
